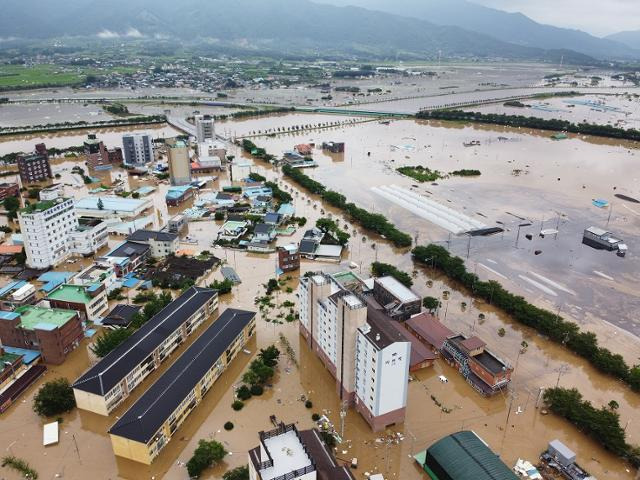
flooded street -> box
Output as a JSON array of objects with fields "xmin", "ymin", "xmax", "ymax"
[{"xmin": 0, "ymin": 107, "xmax": 639, "ymax": 479}]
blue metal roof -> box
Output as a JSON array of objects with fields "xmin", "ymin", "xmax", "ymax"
[
  {"xmin": 41, "ymin": 279, "xmax": 64, "ymax": 293},
  {"xmin": 37, "ymin": 272, "xmax": 74, "ymax": 283},
  {"xmin": 0, "ymin": 281, "xmax": 25, "ymax": 298},
  {"xmin": 1, "ymin": 346, "xmax": 40, "ymax": 364},
  {"xmin": 0, "ymin": 311, "xmax": 20, "ymax": 321}
]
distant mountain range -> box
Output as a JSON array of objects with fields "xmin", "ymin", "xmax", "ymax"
[
  {"xmin": 324, "ymin": 0, "xmax": 640, "ymax": 61},
  {"xmin": 606, "ymin": 31, "xmax": 640, "ymax": 51},
  {"xmin": 0, "ymin": 0, "xmax": 626, "ymax": 63}
]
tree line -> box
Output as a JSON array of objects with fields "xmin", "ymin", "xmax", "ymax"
[
  {"xmin": 91, "ymin": 291, "xmax": 173, "ymax": 357},
  {"xmin": 543, "ymin": 387, "xmax": 639, "ymax": 467},
  {"xmin": 0, "ymin": 115, "xmax": 166, "ymax": 136},
  {"xmin": 281, "ymin": 164, "xmax": 412, "ymax": 247},
  {"xmin": 416, "ymin": 109, "xmax": 640, "ymax": 143},
  {"xmin": 412, "ymin": 244, "xmax": 640, "ymax": 392}
]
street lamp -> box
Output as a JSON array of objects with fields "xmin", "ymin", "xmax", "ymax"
[{"xmin": 515, "ymin": 222, "xmax": 532, "ymax": 248}]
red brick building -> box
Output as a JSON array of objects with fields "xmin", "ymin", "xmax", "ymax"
[
  {"xmin": 0, "ymin": 183, "xmax": 19, "ymax": 201},
  {"xmin": 277, "ymin": 244, "xmax": 300, "ymax": 273},
  {"xmin": 0, "ymin": 306, "xmax": 83, "ymax": 364}
]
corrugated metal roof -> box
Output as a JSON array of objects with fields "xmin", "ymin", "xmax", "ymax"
[{"xmin": 426, "ymin": 431, "xmax": 518, "ymax": 480}]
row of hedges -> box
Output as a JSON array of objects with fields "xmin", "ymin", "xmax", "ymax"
[
  {"xmin": 544, "ymin": 387, "xmax": 639, "ymax": 467},
  {"xmin": 416, "ymin": 109, "xmax": 640, "ymax": 142},
  {"xmin": 412, "ymin": 244, "xmax": 640, "ymax": 391}
]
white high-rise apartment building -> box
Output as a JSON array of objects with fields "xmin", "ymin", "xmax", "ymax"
[
  {"xmin": 195, "ymin": 114, "xmax": 215, "ymax": 143},
  {"xmin": 18, "ymin": 197, "xmax": 78, "ymax": 269},
  {"xmin": 298, "ymin": 272, "xmax": 410, "ymax": 431},
  {"xmin": 354, "ymin": 319, "xmax": 410, "ymax": 431},
  {"xmin": 122, "ymin": 133, "xmax": 154, "ymax": 166}
]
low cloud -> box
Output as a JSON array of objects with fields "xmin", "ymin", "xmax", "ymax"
[
  {"xmin": 97, "ymin": 28, "xmax": 144, "ymax": 39},
  {"xmin": 97, "ymin": 30, "xmax": 120, "ymax": 39},
  {"xmin": 125, "ymin": 28, "xmax": 143, "ymax": 38}
]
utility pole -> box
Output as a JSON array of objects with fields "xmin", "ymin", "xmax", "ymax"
[
  {"xmin": 72, "ymin": 434, "xmax": 81, "ymax": 463},
  {"xmin": 340, "ymin": 401, "xmax": 347, "ymax": 438},
  {"xmin": 406, "ymin": 429, "xmax": 417, "ymax": 456},
  {"xmin": 555, "ymin": 364, "xmax": 570, "ymax": 388},
  {"xmin": 500, "ymin": 391, "xmax": 516, "ymax": 454}
]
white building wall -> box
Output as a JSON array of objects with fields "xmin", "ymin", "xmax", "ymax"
[
  {"xmin": 376, "ymin": 342, "xmax": 410, "ymax": 416},
  {"xmin": 70, "ymin": 222, "xmax": 109, "ymax": 256},
  {"xmin": 86, "ymin": 290, "xmax": 109, "ymax": 322},
  {"xmin": 148, "ymin": 238, "xmax": 178, "ymax": 258},
  {"xmin": 298, "ymin": 278, "xmax": 310, "ymax": 332},
  {"xmin": 195, "ymin": 115, "xmax": 215, "ymax": 143},
  {"xmin": 355, "ymin": 329, "xmax": 410, "ymax": 417},
  {"xmin": 316, "ymin": 299, "xmax": 338, "ymax": 365},
  {"xmin": 19, "ymin": 199, "xmax": 78, "ymax": 269}
]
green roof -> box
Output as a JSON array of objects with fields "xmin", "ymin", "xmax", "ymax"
[
  {"xmin": 46, "ymin": 284, "xmax": 92, "ymax": 304},
  {"xmin": 19, "ymin": 197, "xmax": 72, "ymax": 214},
  {"xmin": 424, "ymin": 431, "xmax": 518, "ymax": 480},
  {"xmin": 19, "ymin": 199, "xmax": 57, "ymax": 214},
  {"xmin": 0, "ymin": 352, "xmax": 21, "ymax": 373},
  {"xmin": 15, "ymin": 305, "xmax": 77, "ymax": 331}
]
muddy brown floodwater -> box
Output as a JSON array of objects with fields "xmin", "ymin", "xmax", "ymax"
[{"xmin": 0, "ymin": 116, "xmax": 638, "ymax": 480}]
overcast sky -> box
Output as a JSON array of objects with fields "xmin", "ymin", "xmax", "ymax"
[{"xmin": 472, "ymin": 0, "xmax": 638, "ymax": 37}]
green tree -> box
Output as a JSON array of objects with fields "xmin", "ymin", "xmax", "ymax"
[
  {"xmin": 3, "ymin": 196, "xmax": 19, "ymax": 212},
  {"xmin": 91, "ymin": 328, "xmax": 133, "ymax": 357},
  {"xmin": 97, "ymin": 198, "xmax": 104, "ymax": 210},
  {"xmin": 223, "ymin": 465, "xmax": 249, "ymax": 480},
  {"xmin": 250, "ymin": 359, "xmax": 274, "ymax": 384},
  {"xmin": 33, "ymin": 378, "xmax": 76, "ymax": 417},
  {"xmin": 423, "ymin": 296, "xmax": 441, "ymax": 312},
  {"xmin": 371, "ymin": 262, "xmax": 413, "ymax": 287},
  {"xmin": 258, "ymin": 345, "xmax": 280, "ymax": 368},
  {"xmin": 236, "ymin": 385, "xmax": 252, "ymax": 400},
  {"xmin": 210, "ymin": 278, "xmax": 234, "ymax": 294},
  {"xmin": 186, "ymin": 439, "xmax": 227, "ymax": 478},
  {"xmin": 241, "ymin": 369, "xmax": 260, "ymax": 386}
]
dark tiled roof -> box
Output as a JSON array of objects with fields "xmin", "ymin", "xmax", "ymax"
[
  {"xmin": 473, "ymin": 351, "xmax": 508, "ymax": 375},
  {"xmin": 298, "ymin": 429, "xmax": 355, "ymax": 480},
  {"xmin": 102, "ymin": 304, "xmax": 142, "ymax": 328},
  {"xmin": 254, "ymin": 223, "xmax": 274, "ymax": 234},
  {"xmin": 72, "ymin": 287, "xmax": 217, "ymax": 395},
  {"xmin": 460, "ymin": 336, "xmax": 486, "ymax": 352},
  {"xmin": 107, "ymin": 241, "xmax": 150, "ymax": 259},
  {"xmin": 109, "ymin": 308, "xmax": 255, "ymax": 443},
  {"xmin": 299, "ymin": 239, "xmax": 318, "ymax": 254},
  {"xmin": 362, "ymin": 311, "xmax": 395, "ymax": 350},
  {"xmin": 127, "ymin": 229, "xmax": 178, "ymax": 243},
  {"xmin": 405, "ymin": 312, "xmax": 454, "ymax": 350},
  {"xmin": 264, "ymin": 213, "xmax": 281, "ymax": 223},
  {"xmin": 367, "ymin": 309, "xmax": 437, "ymax": 365}
]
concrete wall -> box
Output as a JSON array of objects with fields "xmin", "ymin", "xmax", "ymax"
[
  {"xmin": 73, "ymin": 389, "xmax": 108, "ymax": 416},
  {"xmin": 110, "ymin": 434, "xmax": 152, "ymax": 465}
]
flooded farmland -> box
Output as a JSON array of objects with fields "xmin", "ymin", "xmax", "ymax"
[{"xmin": 0, "ymin": 106, "xmax": 639, "ymax": 480}]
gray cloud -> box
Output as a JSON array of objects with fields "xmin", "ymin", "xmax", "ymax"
[{"xmin": 472, "ymin": 0, "xmax": 639, "ymax": 36}]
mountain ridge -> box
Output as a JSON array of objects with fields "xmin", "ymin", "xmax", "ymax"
[
  {"xmin": 321, "ymin": 0, "xmax": 640, "ymax": 60},
  {"xmin": 0, "ymin": 0, "xmax": 600, "ymax": 63}
]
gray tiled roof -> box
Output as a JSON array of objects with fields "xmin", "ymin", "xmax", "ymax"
[{"xmin": 109, "ymin": 308, "xmax": 255, "ymax": 443}]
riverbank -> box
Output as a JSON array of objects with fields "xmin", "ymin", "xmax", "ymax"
[
  {"xmin": 416, "ymin": 109, "xmax": 640, "ymax": 142},
  {"xmin": 0, "ymin": 115, "xmax": 166, "ymax": 137}
]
